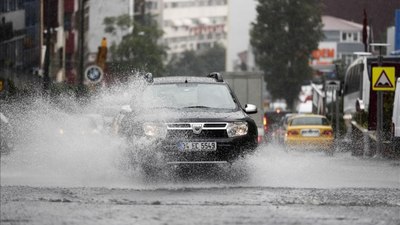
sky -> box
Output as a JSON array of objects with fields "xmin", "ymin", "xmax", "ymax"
[{"xmin": 226, "ymin": 0, "xmax": 258, "ymax": 72}]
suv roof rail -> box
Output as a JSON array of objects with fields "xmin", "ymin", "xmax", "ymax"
[{"xmin": 207, "ymin": 72, "xmax": 223, "ymax": 82}]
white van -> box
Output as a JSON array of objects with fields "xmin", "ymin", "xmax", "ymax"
[{"xmin": 392, "ymin": 78, "xmax": 400, "ymax": 149}]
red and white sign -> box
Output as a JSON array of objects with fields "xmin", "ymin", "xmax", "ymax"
[{"xmin": 311, "ymin": 42, "xmax": 337, "ymax": 65}]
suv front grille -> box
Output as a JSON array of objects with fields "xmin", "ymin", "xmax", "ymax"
[
  {"xmin": 166, "ymin": 122, "xmax": 228, "ymax": 139},
  {"xmin": 167, "ymin": 130, "xmax": 228, "ymax": 139}
]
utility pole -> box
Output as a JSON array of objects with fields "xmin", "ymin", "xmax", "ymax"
[
  {"xmin": 78, "ymin": 0, "xmax": 85, "ymax": 95},
  {"xmin": 43, "ymin": 0, "xmax": 51, "ymax": 94},
  {"xmin": 335, "ymin": 88, "xmax": 340, "ymax": 139}
]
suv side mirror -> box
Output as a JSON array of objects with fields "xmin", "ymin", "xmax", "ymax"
[{"xmin": 244, "ymin": 104, "xmax": 257, "ymax": 114}]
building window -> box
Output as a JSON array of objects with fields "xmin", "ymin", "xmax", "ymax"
[
  {"xmin": 341, "ymin": 32, "xmax": 360, "ymax": 43},
  {"xmin": 353, "ymin": 32, "xmax": 358, "ymax": 42},
  {"xmin": 342, "ymin": 32, "xmax": 346, "ymax": 41}
]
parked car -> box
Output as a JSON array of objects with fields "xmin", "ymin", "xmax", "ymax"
[
  {"xmin": 284, "ymin": 114, "xmax": 334, "ymax": 152},
  {"xmin": 275, "ymin": 113, "xmax": 296, "ymax": 144},
  {"xmin": 263, "ymin": 109, "xmax": 291, "ymax": 143},
  {"xmin": 115, "ymin": 73, "xmax": 259, "ymax": 174}
]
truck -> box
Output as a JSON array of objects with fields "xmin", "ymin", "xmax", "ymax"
[{"xmin": 222, "ymin": 72, "xmax": 265, "ymax": 142}]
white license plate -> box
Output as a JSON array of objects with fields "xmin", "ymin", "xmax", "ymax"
[
  {"xmin": 179, "ymin": 142, "xmax": 217, "ymax": 152},
  {"xmin": 301, "ymin": 129, "xmax": 320, "ymax": 137}
]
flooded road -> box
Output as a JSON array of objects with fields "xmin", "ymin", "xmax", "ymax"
[
  {"xmin": 2, "ymin": 145, "xmax": 400, "ymax": 225},
  {"xmin": 1, "ymin": 93, "xmax": 399, "ymax": 224},
  {"xmin": 1, "ymin": 184, "xmax": 399, "ymax": 225}
]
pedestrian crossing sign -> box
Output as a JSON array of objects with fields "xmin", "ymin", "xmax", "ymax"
[{"xmin": 372, "ymin": 67, "xmax": 396, "ymax": 91}]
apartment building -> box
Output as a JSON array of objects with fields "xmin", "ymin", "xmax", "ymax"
[
  {"xmin": 85, "ymin": 0, "xmax": 228, "ymax": 64},
  {"xmin": 310, "ymin": 15, "xmax": 365, "ymax": 71},
  {"xmin": 161, "ymin": 0, "xmax": 228, "ymax": 60}
]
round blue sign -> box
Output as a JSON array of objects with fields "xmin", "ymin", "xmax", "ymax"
[{"xmin": 85, "ymin": 65, "xmax": 103, "ymax": 83}]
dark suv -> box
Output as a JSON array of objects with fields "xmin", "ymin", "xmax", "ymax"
[{"xmin": 115, "ymin": 73, "xmax": 258, "ymax": 168}]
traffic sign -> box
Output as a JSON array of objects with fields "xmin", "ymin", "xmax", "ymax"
[
  {"xmin": 85, "ymin": 65, "xmax": 103, "ymax": 84},
  {"xmin": 372, "ymin": 66, "xmax": 396, "ymax": 91},
  {"xmin": 325, "ymin": 80, "xmax": 340, "ymax": 91}
]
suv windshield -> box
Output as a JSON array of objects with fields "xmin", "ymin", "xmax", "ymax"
[{"xmin": 141, "ymin": 83, "xmax": 237, "ymax": 110}]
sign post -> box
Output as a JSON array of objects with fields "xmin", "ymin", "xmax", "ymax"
[{"xmin": 370, "ymin": 43, "xmax": 394, "ymax": 156}]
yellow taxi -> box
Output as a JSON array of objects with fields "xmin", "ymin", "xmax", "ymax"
[{"xmin": 284, "ymin": 114, "xmax": 334, "ymax": 151}]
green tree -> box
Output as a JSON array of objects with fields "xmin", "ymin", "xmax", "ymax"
[
  {"xmin": 103, "ymin": 14, "xmax": 166, "ymax": 77},
  {"xmin": 250, "ymin": 0, "xmax": 323, "ymax": 108},
  {"xmin": 166, "ymin": 44, "xmax": 226, "ymax": 76}
]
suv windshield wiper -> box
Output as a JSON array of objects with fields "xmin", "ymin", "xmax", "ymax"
[{"xmin": 184, "ymin": 105, "xmax": 211, "ymax": 108}]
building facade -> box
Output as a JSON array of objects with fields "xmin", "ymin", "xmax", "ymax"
[
  {"xmin": 0, "ymin": 0, "xmax": 43, "ymax": 92},
  {"xmin": 1, "ymin": 0, "xmax": 26, "ymax": 71},
  {"xmin": 1, "ymin": 0, "xmax": 229, "ymax": 92},
  {"xmin": 0, "ymin": 0, "xmax": 77, "ymax": 91},
  {"xmin": 310, "ymin": 15, "xmax": 365, "ymax": 71},
  {"xmin": 322, "ymin": 0, "xmax": 400, "ymax": 43},
  {"xmin": 85, "ymin": 0, "xmax": 229, "ymax": 66},
  {"xmin": 161, "ymin": 0, "xmax": 228, "ymax": 60},
  {"xmin": 243, "ymin": 15, "xmax": 366, "ymax": 76}
]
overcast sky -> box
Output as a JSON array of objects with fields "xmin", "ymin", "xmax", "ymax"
[{"xmin": 226, "ymin": 0, "xmax": 258, "ymax": 71}]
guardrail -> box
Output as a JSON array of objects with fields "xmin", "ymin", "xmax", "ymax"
[
  {"xmin": 348, "ymin": 121, "xmax": 398, "ymax": 158},
  {"xmin": 311, "ymin": 83, "xmax": 325, "ymax": 115}
]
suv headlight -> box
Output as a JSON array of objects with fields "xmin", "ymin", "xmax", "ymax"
[
  {"xmin": 143, "ymin": 123, "xmax": 167, "ymax": 138},
  {"xmin": 227, "ymin": 122, "xmax": 248, "ymax": 137}
]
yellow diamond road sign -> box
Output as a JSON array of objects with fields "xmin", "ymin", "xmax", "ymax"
[{"xmin": 372, "ymin": 67, "xmax": 396, "ymax": 91}]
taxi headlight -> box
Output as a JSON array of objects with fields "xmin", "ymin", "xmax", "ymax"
[
  {"xmin": 227, "ymin": 122, "xmax": 248, "ymax": 137},
  {"xmin": 143, "ymin": 123, "xmax": 167, "ymax": 138}
]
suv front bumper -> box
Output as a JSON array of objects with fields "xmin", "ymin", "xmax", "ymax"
[{"xmin": 149, "ymin": 135, "xmax": 258, "ymax": 164}]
